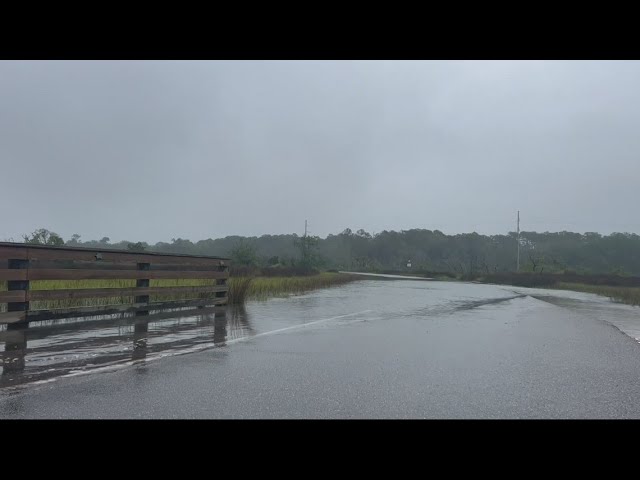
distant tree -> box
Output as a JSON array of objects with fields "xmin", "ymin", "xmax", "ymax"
[
  {"xmin": 23, "ymin": 228, "xmax": 64, "ymax": 246},
  {"xmin": 294, "ymin": 234, "xmax": 321, "ymax": 268},
  {"xmin": 66, "ymin": 233, "xmax": 82, "ymax": 246},
  {"xmin": 16, "ymin": 226, "xmax": 640, "ymax": 276},
  {"xmin": 528, "ymin": 253, "xmax": 543, "ymax": 273},
  {"xmin": 127, "ymin": 242, "xmax": 147, "ymax": 252},
  {"xmin": 267, "ymin": 255, "xmax": 280, "ymax": 266},
  {"xmin": 230, "ymin": 239, "xmax": 258, "ymax": 266},
  {"xmin": 167, "ymin": 238, "xmax": 196, "ymax": 254}
]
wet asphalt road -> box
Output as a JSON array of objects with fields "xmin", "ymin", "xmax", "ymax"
[{"xmin": 2, "ymin": 280, "xmax": 640, "ymax": 418}]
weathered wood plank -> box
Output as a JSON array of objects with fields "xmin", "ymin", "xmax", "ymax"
[
  {"xmin": 0, "ymin": 243, "xmax": 231, "ymax": 323},
  {"xmin": 27, "ymin": 259, "xmax": 226, "ymax": 271},
  {"xmin": 0, "ymin": 270, "xmax": 28, "ymax": 281},
  {"xmin": 28, "ymin": 259, "xmax": 139, "ymax": 270},
  {"xmin": 0, "ymin": 246, "xmax": 28, "ymax": 260},
  {"xmin": 147, "ymin": 263, "xmax": 229, "ymax": 271},
  {"xmin": 23, "ymin": 297, "xmax": 228, "ymax": 322},
  {"xmin": 26, "ymin": 248, "xmax": 229, "ymax": 266},
  {"xmin": 27, "ymin": 285, "xmax": 228, "ymax": 301},
  {"xmin": 27, "ymin": 269, "xmax": 229, "ymax": 280},
  {"xmin": 0, "ymin": 291, "xmax": 27, "ymax": 303},
  {"xmin": 1, "ymin": 241, "xmax": 228, "ymax": 260}
]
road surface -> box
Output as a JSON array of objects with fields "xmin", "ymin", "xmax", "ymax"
[{"xmin": 2, "ymin": 280, "xmax": 640, "ymax": 418}]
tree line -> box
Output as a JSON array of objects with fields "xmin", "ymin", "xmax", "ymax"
[{"xmin": 15, "ymin": 227, "xmax": 640, "ymax": 276}]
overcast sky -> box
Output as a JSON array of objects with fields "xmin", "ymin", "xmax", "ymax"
[{"xmin": 1, "ymin": 60, "xmax": 639, "ymax": 243}]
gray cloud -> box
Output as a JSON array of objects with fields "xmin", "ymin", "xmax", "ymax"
[{"xmin": 1, "ymin": 60, "xmax": 639, "ymax": 242}]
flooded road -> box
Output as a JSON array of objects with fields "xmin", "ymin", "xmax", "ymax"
[{"xmin": 2, "ymin": 279, "xmax": 640, "ymax": 418}]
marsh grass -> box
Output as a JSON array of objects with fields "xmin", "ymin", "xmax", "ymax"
[
  {"xmin": 228, "ymin": 277, "xmax": 253, "ymax": 304},
  {"xmin": 1, "ymin": 273, "xmax": 360, "ymax": 312},
  {"xmin": 241, "ymin": 272, "xmax": 359, "ymax": 301},
  {"xmin": 0, "ymin": 278, "xmax": 219, "ymax": 311}
]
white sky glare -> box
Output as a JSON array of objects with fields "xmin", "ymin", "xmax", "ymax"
[{"xmin": 1, "ymin": 60, "xmax": 639, "ymax": 242}]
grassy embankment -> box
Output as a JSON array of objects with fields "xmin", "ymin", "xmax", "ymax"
[
  {"xmin": 551, "ymin": 283, "xmax": 640, "ymax": 306},
  {"xmin": 367, "ymin": 269, "xmax": 640, "ymax": 305},
  {"xmin": 471, "ymin": 272, "xmax": 640, "ymax": 307},
  {"xmin": 0, "ymin": 272, "xmax": 360, "ymax": 312},
  {"xmin": 230, "ymin": 272, "xmax": 357, "ymax": 302}
]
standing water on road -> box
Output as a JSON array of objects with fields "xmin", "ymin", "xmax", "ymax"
[{"xmin": 2, "ymin": 279, "xmax": 640, "ymax": 395}]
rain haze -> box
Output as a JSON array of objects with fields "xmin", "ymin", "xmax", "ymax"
[
  {"xmin": 7, "ymin": 60, "xmax": 640, "ymax": 420},
  {"xmin": 1, "ymin": 60, "xmax": 639, "ymax": 242}
]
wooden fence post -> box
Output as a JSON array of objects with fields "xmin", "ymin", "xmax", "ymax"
[
  {"xmin": 215, "ymin": 260, "xmax": 229, "ymax": 317},
  {"xmin": 135, "ymin": 262, "xmax": 150, "ymax": 316},
  {"xmin": 7, "ymin": 258, "xmax": 29, "ymax": 329}
]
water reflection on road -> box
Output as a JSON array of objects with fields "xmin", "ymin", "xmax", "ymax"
[
  {"xmin": 2, "ymin": 279, "xmax": 640, "ymax": 392},
  {"xmin": 0, "ymin": 305, "xmax": 255, "ymax": 390}
]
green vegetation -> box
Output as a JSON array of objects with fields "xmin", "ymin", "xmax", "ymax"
[
  {"xmin": 22, "ymin": 228, "xmax": 64, "ymax": 246},
  {"xmin": 234, "ymin": 272, "xmax": 359, "ymax": 302},
  {"xmin": 25, "ymin": 228, "xmax": 640, "ymax": 277},
  {"xmin": 552, "ymin": 283, "xmax": 640, "ymax": 307},
  {"xmin": 293, "ymin": 233, "xmax": 321, "ymax": 269},
  {"xmin": 470, "ymin": 272, "xmax": 640, "ymax": 307},
  {"xmin": 127, "ymin": 242, "xmax": 147, "ymax": 252},
  {"xmin": 230, "ymin": 238, "xmax": 259, "ymax": 267},
  {"xmin": 228, "ymin": 277, "xmax": 253, "ymax": 304}
]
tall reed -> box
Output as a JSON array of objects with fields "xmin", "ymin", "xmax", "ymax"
[{"xmin": 228, "ymin": 277, "xmax": 254, "ymax": 304}]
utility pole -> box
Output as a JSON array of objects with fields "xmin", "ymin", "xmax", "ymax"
[
  {"xmin": 301, "ymin": 220, "xmax": 308, "ymax": 266},
  {"xmin": 516, "ymin": 210, "xmax": 520, "ymax": 272}
]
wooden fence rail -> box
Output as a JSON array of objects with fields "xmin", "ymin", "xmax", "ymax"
[{"xmin": 0, "ymin": 242, "xmax": 230, "ymax": 327}]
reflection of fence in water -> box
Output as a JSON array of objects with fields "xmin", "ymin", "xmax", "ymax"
[
  {"xmin": 225, "ymin": 305, "xmax": 254, "ymax": 341},
  {"xmin": 1, "ymin": 329, "xmax": 27, "ymax": 378},
  {"xmin": 0, "ymin": 305, "xmax": 256, "ymax": 388}
]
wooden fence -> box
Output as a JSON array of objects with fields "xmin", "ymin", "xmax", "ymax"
[{"xmin": 0, "ymin": 242, "xmax": 230, "ymax": 327}]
